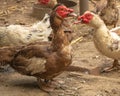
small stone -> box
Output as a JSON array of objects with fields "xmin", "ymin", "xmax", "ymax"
[
  {"xmin": 80, "ymin": 80, "xmax": 86, "ymax": 83},
  {"xmin": 58, "ymin": 80, "xmax": 65, "ymax": 85},
  {"xmin": 16, "ymin": 0, "xmax": 21, "ymax": 3},
  {"xmin": 112, "ymin": 89, "xmax": 117, "ymax": 94}
]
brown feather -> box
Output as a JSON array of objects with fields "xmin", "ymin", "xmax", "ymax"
[{"xmin": 10, "ymin": 5, "xmax": 73, "ymax": 82}]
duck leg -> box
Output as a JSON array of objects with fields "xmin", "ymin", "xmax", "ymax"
[
  {"xmin": 103, "ymin": 59, "xmax": 120, "ymax": 72},
  {"xmin": 37, "ymin": 78, "xmax": 57, "ymax": 92}
]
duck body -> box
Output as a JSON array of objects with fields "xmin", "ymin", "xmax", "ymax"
[
  {"xmin": 77, "ymin": 11, "xmax": 120, "ymax": 72},
  {"xmin": 11, "ymin": 28, "xmax": 72, "ymax": 80},
  {"xmin": 9, "ymin": 4, "xmax": 75, "ymax": 88},
  {"xmin": 0, "ymin": 14, "xmax": 51, "ymax": 47},
  {"xmin": 91, "ymin": 16, "xmax": 120, "ymax": 59}
]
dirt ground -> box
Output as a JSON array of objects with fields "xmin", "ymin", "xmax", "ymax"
[{"xmin": 0, "ymin": 0, "xmax": 120, "ymax": 96}]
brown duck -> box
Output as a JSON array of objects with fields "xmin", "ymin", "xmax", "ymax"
[{"xmin": 9, "ymin": 4, "xmax": 76, "ymax": 90}]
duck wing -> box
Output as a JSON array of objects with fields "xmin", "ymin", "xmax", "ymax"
[
  {"xmin": 110, "ymin": 27, "xmax": 120, "ymax": 37},
  {"xmin": 11, "ymin": 43, "xmax": 51, "ymax": 76}
]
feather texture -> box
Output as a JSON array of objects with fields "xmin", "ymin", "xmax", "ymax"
[{"xmin": 0, "ymin": 14, "xmax": 52, "ymax": 47}]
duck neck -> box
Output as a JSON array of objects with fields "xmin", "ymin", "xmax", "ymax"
[
  {"xmin": 90, "ymin": 16, "xmax": 111, "ymax": 41},
  {"xmin": 52, "ymin": 25, "xmax": 70, "ymax": 52},
  {"xmin": 50, "ymin": 12, "xmax": 72, "ymax": 56},
  {"xmin": 93, "ymin": 22, "xmax": 113, "ymax": 51},
  {"xmin": 93, "ymin": 24, "xmax": 110, "ymax": 40}
]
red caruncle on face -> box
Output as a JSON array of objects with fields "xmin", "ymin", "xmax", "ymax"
[
  {"xmin": 78, "ymin": 12, "xmax": 93, "ymax": 24},
  {"xmin": 56, "ymin": 5, "xmax": 74, "ymax": 18},
  {"xmin": 38, "ymin": 0, "xmax": 50, "ymax": 4}
]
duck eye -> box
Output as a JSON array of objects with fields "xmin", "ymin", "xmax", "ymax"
[
  {"xmin": 60, "ymin": 8, "xmax": 64, "ymax": 11},
  {"xmin": 86, "ymin": 14, "xmax": 89, "ymax": 16}
]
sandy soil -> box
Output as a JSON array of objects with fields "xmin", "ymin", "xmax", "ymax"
[{"xmin": 0, "ymin": 0, "xmax": 120, "ymax": 96}]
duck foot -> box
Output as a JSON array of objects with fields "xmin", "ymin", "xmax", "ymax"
[
  {"xmin": 89, "ymin": 60, "xmax": 120, "ymax": 75},
  {"xmin": 37, "ymin": 78, "xmax": 57, "ymax": 93},
  {"xmin": 102, "ymin": 59, "xmax": 120, "ymax": 72},
  {"xmin": 89, "ymin": 67, "xmax": 103, "ymax": 75}
]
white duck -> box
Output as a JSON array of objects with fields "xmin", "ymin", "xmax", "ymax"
[
  {"xmin": 75, "ymin": 11, "xmax": 120, "ymax": 72},
  {"xmin": 0, "ymin": 14, "xmax": 52, "ymax": 47}
]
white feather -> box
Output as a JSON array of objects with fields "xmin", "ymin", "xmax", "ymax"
[
  {"xmin": 26, "ymin": 57, "xmax": 46, "ymax": 75},
  {"xmin": 110, "ymin": 32, "xmax": 120, "ymax": 40},
  {"xmin": 110, "ymin": 27, "xmax": 120, "ymax": 40},
  {"xmin": 0, "ymin": 14, "xmax": 52, "ymax": 46}
]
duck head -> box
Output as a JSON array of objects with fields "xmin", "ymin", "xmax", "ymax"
[
  {"xmin": 76, "ymin": 11, "xmax": 94, "ymax": 24},
  {"xmin": 50, "ymin": 4, "xmax": 77, "ymax": 30},
  {"xmin": 75, "ymin": 11, "xmax": 104, "ymax": 28}
]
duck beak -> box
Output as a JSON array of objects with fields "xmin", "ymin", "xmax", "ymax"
[
  {"xmin": 68, "ymin": 12, "xmax": 77, "ymax": 17},
  {"xmin": 74, "ymin": 19, "xmax": 83, "ymax": 24},
  {"xmin": 74, "ymin": 16, "xmax": 83, "ymax": 24}
]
